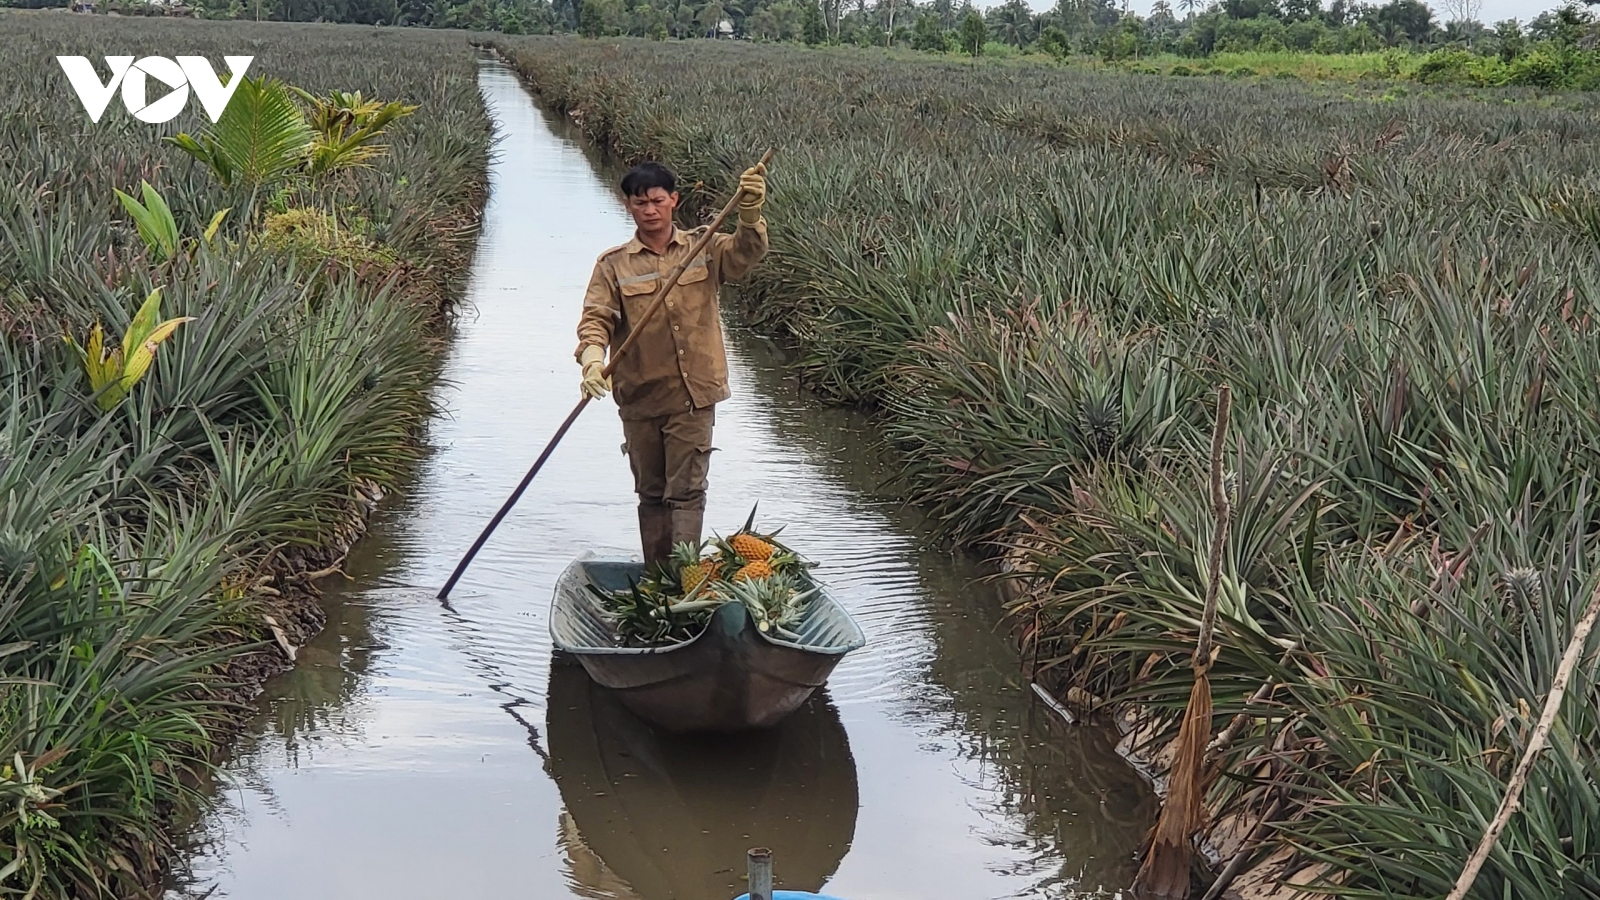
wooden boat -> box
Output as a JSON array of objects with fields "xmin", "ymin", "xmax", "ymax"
[
  {"xmin": 545, "ymin": 661, "xmax": 858, "ymax": 899},
  {"xmin": 549, "ymin": 556, "xmax": 866, "ymax": 732}
]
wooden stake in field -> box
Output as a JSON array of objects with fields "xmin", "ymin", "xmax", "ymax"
[
  {"xmin": 1444, "ymin": 579, "xmax": 1600, "ymax": 900},
  {"xmin": 1133, "ymin": 383, "xmax": 1232, "ymax": 900}
]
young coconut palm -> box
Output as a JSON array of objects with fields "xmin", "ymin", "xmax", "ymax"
[
  {"xmin": 167, "ymin": 76, "xmax": 314, "ymax": 191},
  {"xmin": 293, "ymin": 87, "xmax": 420, "ymax": 178}
]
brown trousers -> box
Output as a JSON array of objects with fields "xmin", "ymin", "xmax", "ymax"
[
  {"xmin": 622, "ymin": 406, "xmax": 715, "ymax": 562},
  {"xmin": 621, "ymin": 405, "xmax": 715, "ymax": 510}
]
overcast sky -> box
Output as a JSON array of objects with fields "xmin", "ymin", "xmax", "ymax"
[{"xmin": 992, "ymin": 0, "xmax": 1563, "ymax": 25}]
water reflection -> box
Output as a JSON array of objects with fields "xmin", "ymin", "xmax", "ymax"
[
  {"xmin": 254, "ymin": 499, "xmax": 412, "ymax": 763},
  {"xmin": 546, "ymin": 661, "xmax": 857, "ymax": 900}
]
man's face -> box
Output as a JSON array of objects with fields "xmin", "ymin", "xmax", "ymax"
[{"xmin": 626, "ymin": 187, "xmax": 678, "ymax": 233}]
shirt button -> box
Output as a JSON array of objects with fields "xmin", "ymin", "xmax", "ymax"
[
  {"xmin": 678, "ymin": 349, "xmax": 684, "ymax": 355},
  {"xmin": 685, "ymin": 401, "xmax": 691, "ymax": 407},
  {"xmin": 667, "ymin": 302, "xmax": 674, "ymax": 308},
  {"xmin": 673, "ymin": 325, "xmax": 679, "ymax": 331}
]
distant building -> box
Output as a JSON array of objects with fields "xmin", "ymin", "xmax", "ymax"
[
  {"xmin": 715, "ymin": 18, "xmax": 734, "ymax": 38},
  {"xmin": 70, "ymin": 1, "xmax": 96, "ymax": 11}
]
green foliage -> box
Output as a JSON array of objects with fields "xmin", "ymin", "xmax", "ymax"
[
  {"xmin": 112, "ymin": 181, "xmax": 180, "ymax": 261},
  {"xmin": 258, "ymin": 207, "xmax": 399, "ymax": 269},
  {"xmin": 957, "ymin": 8, "xmax": 985, "ymax": 56},
  {"xmin": 801, "ymin": 0, "xmax": 825, "ymax": 45},
  {"xmin": 113, "ymin": 181, "xmax": 231, "ymax": 263},
  {"xmin": 1506, "ymin": 47, "xmax": 1573, "ymax": 88},
  {"xmin": 1036, "ymin": 24, "xmax": 1070, "ymax": 60},
  {"xmin": 62, "ymin": 287, "xmax": 194, "ymax": 411},
  {"xmin": 911, "ymin": 11, "xmax": 949, "ymax": 52},
  {"xmin": 293, "ymin": 88, "xmax": 420, "ymax": 178},
  {"xmin": 78, "ymin": 0, "xmax": 1600, "ymax": 95},
  {"xmin": 167, "ymin": 76, "xmax": 314, "ymax": 189},
  {"xmin": 498, "ymin": 33, "xmax": 1600, "ymax": 898},
  {"xmin": 170, "ymin": 77, "xmax": 418, "ymax": 199},
  {"xmin": 0, "ymin": 13, "xmax": 491, "ymax": 896},
  {"xmin": 578, "ymin": 0, "xmax": 605, "ymax": 35}
]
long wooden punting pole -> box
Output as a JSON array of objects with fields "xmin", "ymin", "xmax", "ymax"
[{"xmin": 437, "ymin": 148, "xmax": 777, "ymax": 601}]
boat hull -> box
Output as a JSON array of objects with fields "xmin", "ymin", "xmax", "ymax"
[{"xmin": 550, "ymin": 559, "xmax": 866, "ymax": 732}]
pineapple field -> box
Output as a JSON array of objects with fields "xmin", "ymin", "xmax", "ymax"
[
  {"xmin": 494, "ymin": 36, "xmax": 1600, "ymax": 899},
  {"xmin": 0, "ymin": 12, "xmax": 487, "ymax": 897}
]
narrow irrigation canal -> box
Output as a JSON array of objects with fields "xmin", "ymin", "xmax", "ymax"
[{"xmin": 166, "ymin": 59, "xmax": 1155, "ymax": 900}]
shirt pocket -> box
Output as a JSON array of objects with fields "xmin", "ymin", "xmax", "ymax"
[
  {"xmin": 617, "ymin": 272, "xmax": 660, "ymax": 323},
  {"xmin": 677, "ymin": 255, "xmax": 711, "ymax": 287},
  {"xmin": 673, "ymin": 255, "xmax": 713, "ymax": 318}
]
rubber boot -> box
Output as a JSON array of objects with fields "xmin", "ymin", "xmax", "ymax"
[
  {"xmin": 670, "ymin": 507, "xmax": 704, "ymax": 552},
  {"xmin": 639, "ymin": 504, "xmax": 674, "ymax": 567}
]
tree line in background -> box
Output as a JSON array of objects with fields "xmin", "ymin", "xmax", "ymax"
[{"xmin": 6, "ymin": 0, "xmax": 1599, "ymax": 80}]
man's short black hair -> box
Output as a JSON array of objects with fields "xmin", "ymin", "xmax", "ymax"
[{"xmin": 620, "ymin": 162, "xmax": 676, "ymax": 198}]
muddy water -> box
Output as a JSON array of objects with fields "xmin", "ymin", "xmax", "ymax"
[{"xmin": 166, "ymin": 60, "xmax": 1155, "ymax": 900}]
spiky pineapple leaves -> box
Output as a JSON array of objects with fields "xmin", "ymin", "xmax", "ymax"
[
  {"xmin": 114, "ymin": 180, "xmax": 232, "ymax": 263},
  {"xmin": 63, "ymin": 287, "xmax": 194, "ymax": 412},
  {"xmin": 586, "ymin": 574, "xmax": 708, "ymax": 647}
]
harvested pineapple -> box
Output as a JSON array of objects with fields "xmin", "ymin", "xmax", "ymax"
[
  {"xmin": 593, "ymin": 505, "xmax": 813, "ymax": 647},
  {"xmin": 729, "ymin": 532, "xmax": 776, "ymax": 562},
  {"xmin": 733, "ymin": 558, "xmax": 775, "ymax": 582},
  {"xmin": 726, "ymin": 504, "xmax": 784, "ymax": 562},
  {"xmin": 671, "ymin": 540, "xmax": 720, "ymax": 595},
  {"xmin": 725, "ymin": 572, "xmax": 812, "ymax": 640}
]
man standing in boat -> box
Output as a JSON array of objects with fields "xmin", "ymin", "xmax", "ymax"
[{"xmin": 574, "ymin": 161, "xmax": 769, "ymax": 565}]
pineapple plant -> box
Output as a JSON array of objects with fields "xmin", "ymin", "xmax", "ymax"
[
  {"xmin": 1078, "ymin": 388, "xmax": 1121, "ymax": 458},
  {"xmin": 1499, "ymin": 566, "xmax": 1543, "ymax": 631}
]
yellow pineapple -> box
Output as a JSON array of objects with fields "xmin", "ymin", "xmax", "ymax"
[
  {"xmin": 686, "ymin": 558, "xmax": 719, "ymax": 592},
  {"xmin": 729, "ymin": 532, "xmax": 776, "ymax": 562},
  {"xmin": 671, "ymin": 541, "xmax": 719, "ymax": 595},
  {"xmin": 733, "ymin": 558, "xmax": 775, "ymax": 582}
]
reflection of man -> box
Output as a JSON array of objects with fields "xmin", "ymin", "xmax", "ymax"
[{"xmin": 574, "ymin": 161, "xmax": 769, "ymax": 565}]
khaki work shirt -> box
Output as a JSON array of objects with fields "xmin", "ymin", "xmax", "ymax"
[{"xmin": 576, "ymin": 220, "xmax": 768, "ymax": 420}]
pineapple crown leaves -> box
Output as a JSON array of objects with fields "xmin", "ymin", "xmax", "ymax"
[
  {"xmin": 723, "ymin": 571, "xmax": 813, "ymax": 636},
  {"xmin": 730, "ymin": 502, "xmax": 788, "ymax": 543}
]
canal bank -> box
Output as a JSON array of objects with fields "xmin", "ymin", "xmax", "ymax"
[{"xmin": 165, "ymin": 58, "xmax": 1154, "ymax": 900}]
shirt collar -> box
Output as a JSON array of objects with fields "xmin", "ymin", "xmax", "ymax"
[{"xmin": 626, "ymin": 226, "xmax": 688, "ymax": 256}]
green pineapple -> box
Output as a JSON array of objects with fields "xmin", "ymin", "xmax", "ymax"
[
  {"xmin": 1500, "ymin": 567, "xmax": 1543, "ymax": 630},
  {"xmin": 1078, "ymin": 390, "xmax": 1122, "ymax": 458}
]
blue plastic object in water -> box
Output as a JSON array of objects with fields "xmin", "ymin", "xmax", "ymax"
[{"xmin": 732, "ymin": 893, "xmax": 847, "ymax": 900}]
